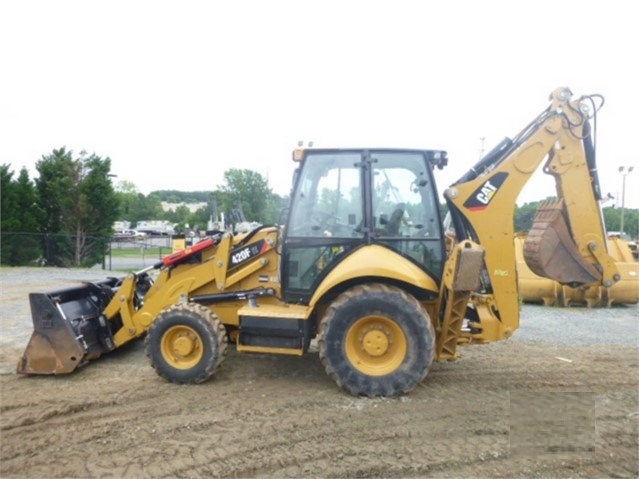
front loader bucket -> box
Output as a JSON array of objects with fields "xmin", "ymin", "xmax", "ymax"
[
  {"xmin": 17, "ymin": 279, "xmax": 120, "ymax": 375},
  {"xmin": 523, "ymin": 200, "xmax": 601, "ymax": 286}
]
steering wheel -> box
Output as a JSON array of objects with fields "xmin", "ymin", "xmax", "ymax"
[{"xmin": 310, "ymin": 210, "xmax": 340, "ymax": 233}]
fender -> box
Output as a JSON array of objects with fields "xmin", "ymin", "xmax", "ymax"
[{"xmin": 308, "ymin": 244, "xmax": 439, "ymax": 307}]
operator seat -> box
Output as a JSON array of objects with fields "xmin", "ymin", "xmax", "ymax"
[{"xmin": 384, "ymin": 205, "xmax": 405, "ymax": 236}]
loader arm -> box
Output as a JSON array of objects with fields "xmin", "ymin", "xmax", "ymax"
[
  {"xmin": 17, "ymin": 230, "xmax": 276, "ymax": 375},
  {"xmin": 440, "ymin": 87, "xmax": 619, "ymax": 346},
  {"xmin": 104, "ymin": 231, "xmax": 275, "ymax": 347}
]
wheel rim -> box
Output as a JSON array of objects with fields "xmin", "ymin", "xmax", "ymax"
[
  {"xmin": 161, "ymin": 325, "xmax": 204, "ymax": 369},
  {"xmin": 344, "ymin": 315, "xmax": 407, "ymax": 376}
]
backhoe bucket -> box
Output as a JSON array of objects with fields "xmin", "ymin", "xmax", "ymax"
[
  {"xmin": 523, "ymin": 200, "xmax": 601, "ymax": 286},
  {"xmin": 17, "ymin": 279, "xmax": 120, "ymax": 375}
]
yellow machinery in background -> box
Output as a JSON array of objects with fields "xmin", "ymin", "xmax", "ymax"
[{"xmin": 516, "ymin": 233, "xmax": 638, "ymax": 307}]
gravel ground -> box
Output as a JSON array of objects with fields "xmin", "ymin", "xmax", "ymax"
[
  {"xmin": 1, "ymin": 266, "xmax": 636, "ymax": 352},
  {"xmin": 518, "ymin": 303, "xmax": 639, "ymax": 345},
  {"xmin": 1, "ymin": 266, "xmax": 637, "ymax": 479}
]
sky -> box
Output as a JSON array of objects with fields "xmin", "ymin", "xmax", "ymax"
[{"xmin": 1, "ymin": 0, "xmax": 638, "ymax": 209}]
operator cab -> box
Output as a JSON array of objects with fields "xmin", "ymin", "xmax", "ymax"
[{"xmin": 282, "ymin": 148, "xmax": 448, "ymax": 303}]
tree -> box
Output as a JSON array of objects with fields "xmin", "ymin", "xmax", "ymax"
[
  {"xmin": 1, "ymin": 165, "xmax": 43, "ymax": 265},
  {"xmin": 1, "ymin": 165, "xmax": 19, "ymax": 264},
  {"xmin": 1, "ymin": 165, "xmax": 18, "ymax": 230},
  {"xmin": 164, "ymin": 204, "xmax": 192, "ymax": 232},
  {"xmin": 189, "ymin": 203, "xmax": 215, "ymax": 232},
  {"xmin": 603, "ymin": 206, "xmax": 638, "ymax": 238},
  {"xmin": 266, "ymin": 193, "xmax": 289, "ymax": 225},
  {"xmin": 151, "ymin": 190, "xmax": 212, "ymax": 203},
  {"xmin": 218, "ymin": 169, "xmax": 274, "ymax": 224},
  {"xmin": 602, "ymin": 207, "xmax": 621, "ymax": 232},
  {"xmin": 35, "ymin": 147, "xmax": 119, "ymax": 267},
  {"xmin": 514, "ymin": 200, "xmax": 545, "ymax": 232},
  {"xmin": 512, "ymin": 201, "xmax": 638, "ymax": 239},
  {"xmin": 115, "ymin": 182, "xmax": 164, "ymax": 225}
]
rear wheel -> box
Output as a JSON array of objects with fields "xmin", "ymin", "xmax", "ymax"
[
  {"xmin": 318, "ymin": 283, "xmax": 434, "ymax": 397},
  {"xmin": 145, "ymin": 303, "xmax": 227, "ymax": 384}
]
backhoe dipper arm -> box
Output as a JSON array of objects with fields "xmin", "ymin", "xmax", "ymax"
[{"xmin": 443, "ymin": 87, "xmax": 619, "ymax": 341}]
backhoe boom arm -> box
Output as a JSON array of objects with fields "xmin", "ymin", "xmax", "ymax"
[{"xmin": 443, "ymin": 87, "xmax": 619, "ymax": 341}]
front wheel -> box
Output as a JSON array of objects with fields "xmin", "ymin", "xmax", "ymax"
[
  {"xmin": 145, "ymin": 303, "xmax": 227, "ymax": 384},
  {"xmin": 318, "ymin": 283, "xmax": 434, "ymax": 397}
]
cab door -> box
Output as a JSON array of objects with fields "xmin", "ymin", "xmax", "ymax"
[
  {"xmin": 282, "ymin": 151, "xmax": 366, "ymax": 303},
  {"xmin": 368, "ymin": 151, "xmax": 445, "ymax": 276}
]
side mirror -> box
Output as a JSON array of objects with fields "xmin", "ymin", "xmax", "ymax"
[{"xmin": 279, "ymin": 207, "xmax": 290, "ymax": 227}]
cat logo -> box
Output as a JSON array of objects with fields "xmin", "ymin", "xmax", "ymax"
[{"xmin": 463, "ymin": 172, "xmax": 508, "ymax": 211}]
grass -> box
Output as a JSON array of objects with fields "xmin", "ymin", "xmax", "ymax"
[{"xmin": 108, "ymin": 247, "xmax": 170, "ymax": 257}]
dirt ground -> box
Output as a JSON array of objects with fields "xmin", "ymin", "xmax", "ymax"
[{"xmin": 1, "ymin": 269, "xmax": 638, "ymax": 478}]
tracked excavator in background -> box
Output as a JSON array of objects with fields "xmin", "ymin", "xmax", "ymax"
[{"xmin": 17, "ymin": 87, "xmax": 622, "ymax": 397}]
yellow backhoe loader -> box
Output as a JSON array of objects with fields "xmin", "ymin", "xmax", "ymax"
[{"xmin": 17, "ymin": 87, "xmax": 621, "ymax": 396}]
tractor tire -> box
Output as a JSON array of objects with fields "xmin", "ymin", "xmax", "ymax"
[
  {"xmin": 318, "ymin": 283, "xmax": 435, "ymax": 397},
  {"xmin": 145, "ymin": 303, "xmax": 228, "ymax": 384}
]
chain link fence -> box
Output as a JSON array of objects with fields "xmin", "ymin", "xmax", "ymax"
[{"xmin": 1, "ymin": 232, "xmax": 173, "ymax": 271}]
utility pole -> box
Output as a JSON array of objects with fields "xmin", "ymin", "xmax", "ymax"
[
  {"xmin": 479, "ymin": 137, "xmax": 485, "ymax": 160},
  {"xmin": 618, "ymin": 165, "xmax": 634, "ymax": 236}
]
